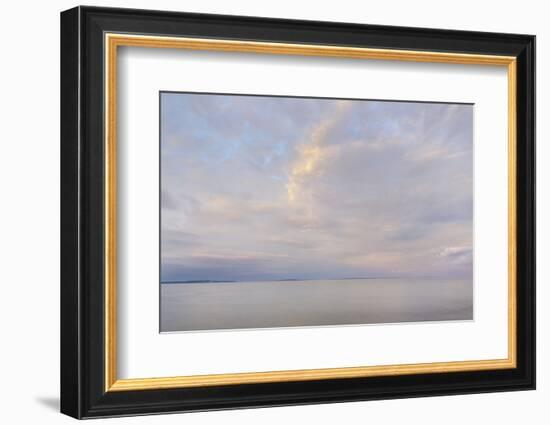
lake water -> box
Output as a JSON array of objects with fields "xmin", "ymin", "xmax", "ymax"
[{"xmin": 160, "ymin": 278, "xmax": 473, "ymax": 332}]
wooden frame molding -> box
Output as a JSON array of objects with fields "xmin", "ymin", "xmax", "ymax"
[{"xmin": 104, "ymin": 33, "xmax": 518, "ymax": 392}]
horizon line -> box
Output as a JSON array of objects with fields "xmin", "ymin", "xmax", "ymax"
[{"xmin": 161, "ymin": 275, "xmax": 470, "ymax": 284}]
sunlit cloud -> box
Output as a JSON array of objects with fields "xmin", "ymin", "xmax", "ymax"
[{"xmin": 286, "ymin": 100, "xmax": 351, "ymax": 203}]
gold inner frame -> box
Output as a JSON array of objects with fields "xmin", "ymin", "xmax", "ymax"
[{"xmin": 104, "ymin": 33, "xmax": 517, "ymax": 392}]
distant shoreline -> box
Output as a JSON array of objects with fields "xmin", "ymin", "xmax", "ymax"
[{"xmin": 160, "ymin": 276, "xmax": 439, "ymax": 285}]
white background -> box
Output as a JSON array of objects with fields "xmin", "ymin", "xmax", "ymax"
[
  {"xmin": 119, "ymin": 48, "xmax": 508, "ymax": 378},
  {"xmin": 0, "ymin": 0, "xmax": 545, "ymax": 424}
]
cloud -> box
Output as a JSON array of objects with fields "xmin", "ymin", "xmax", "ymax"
[
  {"xmin": 161, "ymin": 190, "xmax": 178, "ymax": 210},
  {"xmin": 439, "ymin": 246, "xmax": 472, "ymax": 257},
  {"xmin": 286, "ymin": 100, "xmax": 351, "ymax": 202},
  {"xmin": 160, "ymin": 93, "xmax": 473, "ymax": 281},
  {"xmin": 439, "ymin": 246, "xmax": 473, "ymax": 266}
]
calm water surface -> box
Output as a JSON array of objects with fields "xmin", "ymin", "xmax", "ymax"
[{"xmin": 160, "ymin": 278, "xmax": 473, "ymax": 332}]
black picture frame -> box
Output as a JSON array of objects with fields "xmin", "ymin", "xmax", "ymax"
[{"xmin": 61, "ymin": 5, "xmax": 535, "ymax": 419}]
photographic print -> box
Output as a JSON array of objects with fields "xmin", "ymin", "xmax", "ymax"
[{"xmin": 160, "ymin": 92, "xmax": 474, "ymax": 332}]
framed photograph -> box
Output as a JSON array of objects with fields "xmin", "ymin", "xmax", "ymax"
[{"xmin": 60, "ymin": 6, "xmax": 535, "ymax": 419}]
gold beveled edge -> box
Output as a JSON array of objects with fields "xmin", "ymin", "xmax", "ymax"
[
  {"xmin": 110, "ymin": 358, "xmax": 515, "ymax": 391},
  {"xmin": 105, "ymin": 33, "xmax": 118, "ymax": 390},
  {"xmin": 507, "ymin": 59, "xmax": 518, "ymax": 368},
  {"xmin": 104, "ymin": 32, "xmax": 518, "ymax": 392},
  {"xmin": 107, "ymin": 33, "xmax": 516, "ymax": 65}
]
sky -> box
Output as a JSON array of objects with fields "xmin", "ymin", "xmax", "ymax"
[{"xmin": 160, "ymin": 92, "xmax": 473, "ymax": 282}]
